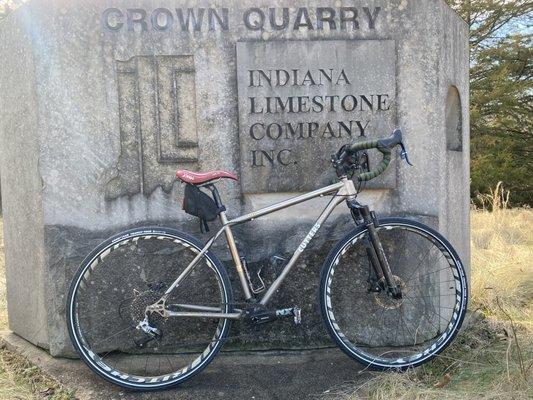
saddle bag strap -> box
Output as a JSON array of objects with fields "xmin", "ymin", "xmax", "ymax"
[{"xmin": 200, "ymin": 218, "xmax": 210, "ymax": 233}]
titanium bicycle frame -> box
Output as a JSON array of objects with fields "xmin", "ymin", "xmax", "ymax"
[{"xmin": 149, "ymin": 177, "xmax": 357, "ymax": 320}]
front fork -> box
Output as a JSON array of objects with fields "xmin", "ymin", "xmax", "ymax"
[{"xmin": 348, "ymin": 200, "xmax": 402, "ymax": 299}]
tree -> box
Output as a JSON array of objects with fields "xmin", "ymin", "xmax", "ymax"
[{"xmin": 446, "ymin": 0, "xmax": 533, "ymax": 206}]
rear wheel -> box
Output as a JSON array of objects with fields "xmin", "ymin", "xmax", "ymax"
[
  {"xmin": 67, "ymin": 227, "xmax": 233, "ymax": 390},
  {"xmin": 319, "ymin": 218, "xmax": 468, "ymax": 370}
]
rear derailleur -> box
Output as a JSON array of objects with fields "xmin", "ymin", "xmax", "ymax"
[{"xmin": 134, "ymin": 316, "xmax": 162, "ymax": 348}]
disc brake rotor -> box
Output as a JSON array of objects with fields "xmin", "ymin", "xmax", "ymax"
[{"xmin": 373, "ymin": 275, "xmax": 408, "ymax": 309}]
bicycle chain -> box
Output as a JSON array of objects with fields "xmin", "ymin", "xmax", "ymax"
[{"xmin": 138, "ymin": 301, "xmax": 291, "ymax": 350}]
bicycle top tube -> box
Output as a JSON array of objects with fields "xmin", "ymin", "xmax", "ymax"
[{"xmin": 228, "ymin": 181, "xmax": 345, "ymax": 225}]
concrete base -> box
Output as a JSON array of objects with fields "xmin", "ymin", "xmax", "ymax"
[{"xmin": 0, "ymin": 331, "xmax": 368, "ymax": 399}]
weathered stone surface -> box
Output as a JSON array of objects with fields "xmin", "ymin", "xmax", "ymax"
[
  {"xmin": 0, "ymin": 0, "xmax": 470, "ymax": 357},
  {"xmin": 0, "ymin": 331, "xmax": 371, "ymax": 400},
  {"xmin": 0, "ymin": 12, "xmax": 48, "ymax": 349},
  {"xmin": 236, "ymin": 40, "xmax": 396, "ymax": 192}
]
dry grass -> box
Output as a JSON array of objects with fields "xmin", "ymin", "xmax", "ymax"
[
  {"xmin": 330, "ymin": 205, "xmax": 533, "ymax": 400},
  {"xmin": 470, "ymin": 208, "xmax": 532, "ymax": 326},
  {"xmin": 0, "ymin": 350, "xmax": 75, "ymax": 400},
  {"xmin": 0, "ymin": 215, "xmax": 6, "ymax": 331},
  {"xmin": 0, "ymin": 203, "xmax": 532, "ymax": 399},
  {"xmin": 332, "ymin": 316, "xmax": 532, "ymax": 399},
  {"xmin": 0, "ymin": 218, "xmax": 75, "ymax": 399}
]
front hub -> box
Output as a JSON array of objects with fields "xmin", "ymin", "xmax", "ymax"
[{"xmin": 373, "ymin": 275, "xmax": 407, "ymax": 310}]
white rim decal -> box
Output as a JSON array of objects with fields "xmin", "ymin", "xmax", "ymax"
[
  {"xmin": 69, "ymin": 231, "xmax": 231, "ymax": 388},
  {"xmin": 323, "ymin": 222, "xmax": 467, "ymax": 368}
]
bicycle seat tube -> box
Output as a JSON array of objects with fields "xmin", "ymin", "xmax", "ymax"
[{"xmin": 219, "ymin": 211, "xmax": 253, "ymax": 300}]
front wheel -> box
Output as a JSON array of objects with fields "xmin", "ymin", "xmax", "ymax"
[
  {"xmin": 66, "ymin": 227, "xmax": 234, "ymax": 390},
  {"xmin": 319, "ymin": 218, "xmax": 468, "ymax": 370}
]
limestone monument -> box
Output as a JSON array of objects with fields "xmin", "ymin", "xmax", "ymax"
[{"xmin": 0, "ymin": 0, "xmax": 469, "ymax": 356}]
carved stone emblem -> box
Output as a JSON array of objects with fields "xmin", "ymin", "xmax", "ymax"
[{"xmin": 105, "ymin": 55, "xmax": 199, "ymax": 199}]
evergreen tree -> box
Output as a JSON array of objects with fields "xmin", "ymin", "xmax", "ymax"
[{"xmin": 447, "ymin": 0, "xmax": 532, "ymax": 206}]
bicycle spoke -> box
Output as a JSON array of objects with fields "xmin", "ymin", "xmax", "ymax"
[
  {"xmin": 404, "ymin": 293, "xmax": 457, "ymax": 299},
  {"xmin": 405, "ymin": 249, "xmax": 445, "ymax": 283},
  {"xmin": 92, "ymin": 326, "xmax": 133, "ymax": 348},
  {"xmin": 403, "ymin": 296, "xmax": 441, "ymax": 335},
  {"xmin": 68, "ymin": 230, "xmax": 233, "ymax": 386},
  {"xmin": 323, "ymin": 221, "xmax": 466, "ymax": 369}
]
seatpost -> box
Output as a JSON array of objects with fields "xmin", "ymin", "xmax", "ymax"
[
  {"xmin": 207, "ymin": 184, "xmax": 225, "ymax": 210},
  {"xmin": 207, "ymin": 184, "xmax": 253, "ymax": 300}
]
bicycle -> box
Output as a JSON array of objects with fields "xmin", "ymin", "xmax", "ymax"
[{"xmin": 66, "ymin": 129, "xmax": 468, "ymax": 390}]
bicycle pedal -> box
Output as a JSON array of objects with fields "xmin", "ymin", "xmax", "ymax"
[
  {"xmin": 276, "ymin": 307, "xmax": 302, "ymax": 325},
  {"xmin": 293, "ymin": 307, "xmax": 302, "ymax": 325}
]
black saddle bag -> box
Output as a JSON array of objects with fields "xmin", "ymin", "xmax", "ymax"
[{"xmin": 182, "ymin": 184, "xmax": 221, "ymax": 231}]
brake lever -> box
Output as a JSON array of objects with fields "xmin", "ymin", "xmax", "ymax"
[
  {"xmin": 399, "ymin": 143, "xmax": 413, "ymax": 166},
  {"xmin": 331, "ymin": 145, "xmax": 347, "ymax": 165}
]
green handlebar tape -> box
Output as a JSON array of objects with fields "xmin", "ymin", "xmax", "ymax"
[
  {"xmin": 358, "ymin": 152, "xmax": 391, "ymax": 181},
  {"xmin": 349, "ymin": 139, "xmax": 380, "ymax": 151}
]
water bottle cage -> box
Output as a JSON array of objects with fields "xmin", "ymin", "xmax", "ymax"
[{"xmin": 241, "ymin": 257, "xmax": 266, "ymax": 294}]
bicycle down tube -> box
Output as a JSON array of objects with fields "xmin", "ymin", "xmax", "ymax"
[{"xmin": 159, "ymin": 179, "xmax": 355, "ymax": 318}]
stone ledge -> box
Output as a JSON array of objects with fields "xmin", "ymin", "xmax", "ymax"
[{"xmin": 0, "ymin": 330, "xmax": 368, "ymax": 399}]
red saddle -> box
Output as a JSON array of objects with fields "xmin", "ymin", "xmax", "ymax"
[{"xmin": 176, "ymin": 169, "xmax": 238, "ymax": 185}]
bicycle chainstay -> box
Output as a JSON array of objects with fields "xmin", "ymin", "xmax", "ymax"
[{"xmin": 136, "ymin": 301, "xmax": 302, "ymax": 349}]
